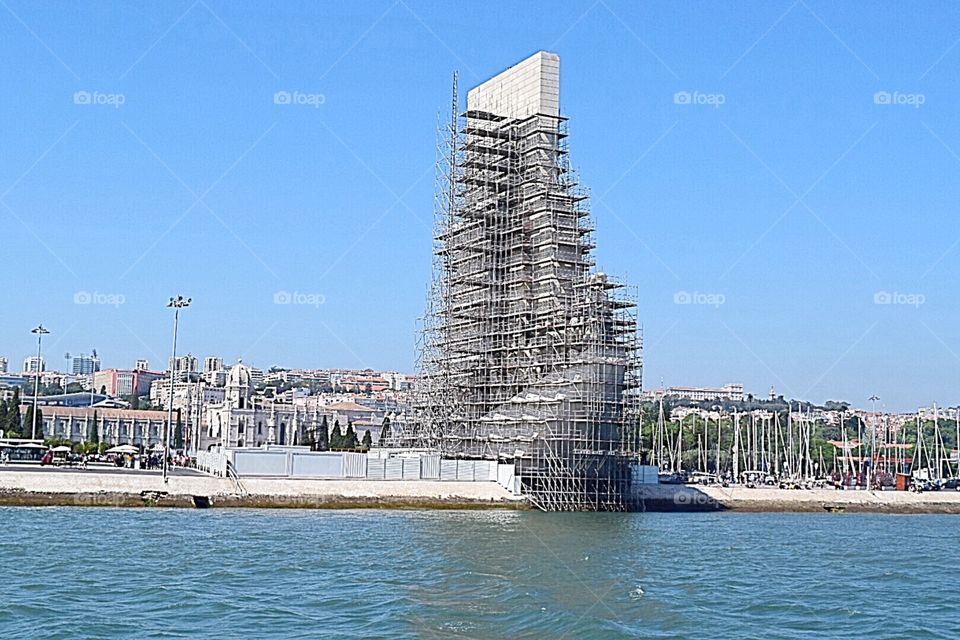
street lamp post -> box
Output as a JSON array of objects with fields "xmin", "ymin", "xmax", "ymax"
[
  {"xmin": 163, "ymin": 296, "xmax": 191, "ymax": 483},
  {"xmin": 30, "ymin": 325, "xmax": 50, "ymax": 441}
]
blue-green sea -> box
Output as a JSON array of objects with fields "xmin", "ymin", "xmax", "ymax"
[{"xmin": 1, "ymin": 507, "xmax": 956, "ymax": 639}]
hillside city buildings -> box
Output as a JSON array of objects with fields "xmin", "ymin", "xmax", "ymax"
[
  {"xmin": 69, "ymin": 352, "xmax": 101, "ymax": 376},
  {"xmin": 0, "ymin": 343, "xmax": 414, "ymax": 450},
  {"xmin": 662, "ymin": 383, "xmax": 745, "ymax": 403}
]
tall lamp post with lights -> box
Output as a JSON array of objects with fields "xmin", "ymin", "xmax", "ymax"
[
  {"xmin": 163, "ymin": 296, "xmax": 191, "ymax": 483},
  {"xmin": 30, "ymin": 325, "xmax": 50, "ymax": 441}
]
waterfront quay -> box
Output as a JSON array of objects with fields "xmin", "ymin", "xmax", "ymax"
[
  {"xmin": 0, "ymin": 463, "xmax": 523, "ymax": 509},
  {"xmin": 3, "ymin": 463, "xmax": 960, "ymax": 513}
]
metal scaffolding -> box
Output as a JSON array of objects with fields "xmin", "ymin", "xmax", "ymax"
[{"xmin": 406, "ymin": 67, "xmax": 642, "ymax": 511}]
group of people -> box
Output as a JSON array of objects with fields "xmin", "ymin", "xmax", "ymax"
[
  {"xmin": 113, "ymin": 452, "xmax": 191, "ymax": 470},
  {"xmin": 39, "ymin": 451, "xmax": 89, "ymax": 468}
]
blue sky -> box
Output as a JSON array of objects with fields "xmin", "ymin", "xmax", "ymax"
[{"xmin": 1, "ymin": 1, "xmax": 958, "ymax": 411}]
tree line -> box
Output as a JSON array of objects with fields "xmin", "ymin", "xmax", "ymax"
[
  {"xmin": 0, "ymin": 389, "xmax": 45, "ymax": 440},
  {"xmin": 0, "ymin": 388, "xmax": 24, "ymax": 437},
  {"xmin": 302, "ymin": 416, "xmax": 375, "ymax": 452}
]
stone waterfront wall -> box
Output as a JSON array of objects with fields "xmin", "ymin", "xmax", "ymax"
[
  {"xmin": 0, "ymin": 471, "xmax": 526, "ymax": 509},
  {"xmin": 635, "ymin": 484, "xmax": 960, "ymax": 514}
]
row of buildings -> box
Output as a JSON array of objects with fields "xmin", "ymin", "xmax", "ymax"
[{"xmin": 5, "ymin": 355, "xmax": 410, "ymax": 451}]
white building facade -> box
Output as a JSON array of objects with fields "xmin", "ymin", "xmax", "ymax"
[{"xmin": 199, "ymin": 361, "xmax": 320, "ymax": 451}]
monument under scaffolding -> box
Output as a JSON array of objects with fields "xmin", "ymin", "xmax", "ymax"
[{"xmin": 408, "ymin": 51, "xmax": 642, "ymax": 511}]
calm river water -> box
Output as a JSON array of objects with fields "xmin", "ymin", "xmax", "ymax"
[{"xmin": 0, "ymin": 507, "xmax": 956, "ymax": 639}]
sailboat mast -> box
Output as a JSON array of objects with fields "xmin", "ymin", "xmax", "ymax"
[
  {"xmin": 787, "ymin": 407, "xmax": 794, "ymax": 478},
  {"xmin": 955, "ymin": 409, "xmax": 960, "ymax": 479},
  {"xmin": 773, "ymin": 411, "xmax": 781, "ymax": 476},
  {"xmin": 934, "ymin": 404, "xmax": 941, "ymax": 480},
  {"xmin": 716, "ymin": 411, "xmax": 722, "ymax": 475},
  {"xmin": 733, "ymin": 410, "xmax": 740, "ymax": 482},
  {"xmin": 915, "ymin": 412, "xmax": 922, "ymax": 477},
  {"xmin": 677, "ymin": 417, "xmax": 683, "ymax": 472}
]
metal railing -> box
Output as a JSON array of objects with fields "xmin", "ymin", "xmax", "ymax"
[{"xmin": 195, "ymin": 449, "xmax": 228, "ymax": 477}]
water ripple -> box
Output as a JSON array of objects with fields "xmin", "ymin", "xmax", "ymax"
[{"xmin": 0, "ymin": 508, "xmax": 957, "ymax": 638}]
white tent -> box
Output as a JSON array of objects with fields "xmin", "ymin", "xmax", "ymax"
[{"xmin": 106, "ymin": 445, "xmax": 138, "ymax": 454}]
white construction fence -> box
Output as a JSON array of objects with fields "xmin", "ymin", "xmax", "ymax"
[{"xmin": 201, "ymin": 446, "xmax": 519, "ymax": 493}]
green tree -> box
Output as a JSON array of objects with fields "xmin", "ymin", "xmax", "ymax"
[
  {"xmin": 130, "ymin": 394, "xmax": 140, "ymax": 410},
  {"xmin": 8, "ymin": 389, "xmax": 22, "ymax": 437},
  {"xmin": 330, "ymin": 419, "xmax": 342, "ymax": 449},
  {"xmin": 88, "ymin": 410, "xmax": 99, "ymax": 444},
  {"xmin": 40, "ymin": 382, "xmax": 64, "ymax": 396},
  {"xmin": 23, "ymin": 405, "xmax": 43, "ymax": 440},
  {"xmin": 173, "ymin": 409, "xmax": 184, "ymax": 449},
  {"xmin": 316, "ymin": 416, "xmax": 329, "ymax": 451},
  {"xmin": 0, "ymin": 399, "xmax": 8, "ymax": 435},
  {"xmin": 343, "ymin": 422, "xmax": 359, "ymax": 449},
  {"xmin": 378, "ymin": 417, "xmax": 391, "ymax": 446},
  {"xmin": 361, "ymin": 429, "xmax": 372, "ymax": 450}
]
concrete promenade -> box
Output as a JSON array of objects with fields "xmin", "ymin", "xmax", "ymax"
[
  {"xmin": 637, "ymin": 484, "xmax": 960, "ymax": 514},
  {"xmin": 0, "ymin": 466, "xmax": 526, "ymax": 509},
  {"xmin": 3, "ymin": 466, "xmax": 960, "ymax": 513}
]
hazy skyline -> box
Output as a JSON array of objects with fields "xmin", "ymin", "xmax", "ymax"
[{"xmin": 2, "ymin": 1, "xmax": 958, "ymax": 411}]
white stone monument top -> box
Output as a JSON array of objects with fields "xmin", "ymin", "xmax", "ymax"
[{"xmin": 467, "ymin": 51, "xmax": 560, "ymax": 120}]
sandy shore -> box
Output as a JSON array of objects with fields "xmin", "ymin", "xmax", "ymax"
[
  {"xmin": 0, "ymin": 469, "xmax": 528, "ymax": 510},
  {"xmin": 636, "ymin": 484, "xmax": 960, "ymax": 514}
]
